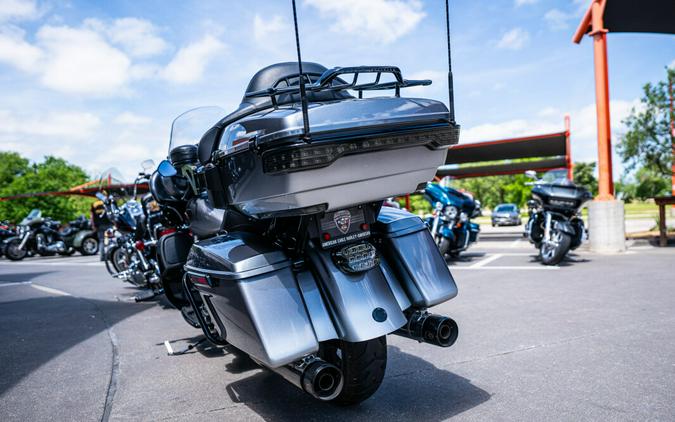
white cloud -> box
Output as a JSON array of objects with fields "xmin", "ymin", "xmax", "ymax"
[
  {"xmin": 162, "ymin": 35, "xmax": 225, "ymax": 84},
  {"xmin": 253, "ymin": 14, "xmax": 288, "ymax": 43},
  {"xmin": 515, "ymin": 0, "xmax": 538, "ymax": 6},
  {"xmin": 113, "ymin": 112, "xmax": 151, "ymax": 126},
  {"xmin": 668, "ymin": 59, "xmax": 675, "ymax": 69},
  {"xmin": 496, "ymin": 27, "xmax": 529, "ymax": 50},
  {"xmin": 85, "ymin": 17, "xmax": 168, "ymax": 58},
  {"xmin": 0, "ymin": 25, "xmax": 42, "ymax": 71},
  {"xmin": 36, "ymin": 24, "xmax": 132, "ymax": 95},
  {"xmin": 0, "ymin": 0, "xmax": 38, "ymax": 22},
  {"xmin": 305, "ymin": 0, "xmax": 425, "ymax": 44},
  {"xmin": 0, "ymin": 109, "xmax": 101, "ymax": 138},
  {"xmin": 544, "ymin": 9, "xmax": 572, "ymax": 30}
]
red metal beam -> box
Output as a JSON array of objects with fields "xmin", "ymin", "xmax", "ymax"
[
  {"xmin": 449, "ymin": 131, "xmax": 566, "ymax": 150},
  {"xmin": 0, "ymin": 183, "xmax": 149, "ymax": 202}
]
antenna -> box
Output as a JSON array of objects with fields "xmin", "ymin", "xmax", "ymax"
[
  {"xmin": 445, "ymin": 0, "xmax": 456, "ymax": 123},
  {"xmin": 291, "ymin": 0, "xmax": 311, "ymax": 141}
]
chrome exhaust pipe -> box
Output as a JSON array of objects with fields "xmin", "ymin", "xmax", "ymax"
[
  {"xmin": 270, "ymin": 356, "xmax": 343, "ymax": 401},
  {"xmin": 394, "ymin": 310, "xmax": 458, "ymax": 347}
]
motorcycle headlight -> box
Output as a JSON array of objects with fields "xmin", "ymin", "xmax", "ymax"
[
  {"xmin": 444, "ymin": 205, "xmax": 458, "ymax": 219},
  {"xmin": 459, "ymin": 212, "xmax": 468, "ymax": 223}
]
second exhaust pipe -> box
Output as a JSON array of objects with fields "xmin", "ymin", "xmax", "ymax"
[{"xmin": 394, "ymin": 310, "xmax": 459, "ymax": 347}]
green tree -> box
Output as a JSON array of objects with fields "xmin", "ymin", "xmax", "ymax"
[
  {"xmin": 0, "ymin": 155, "xmax": 90, "ymax": 223},
  {"xmin": 634, "ymin": 166, "xmax": 669, "ymax": 200},
  {"xmin": 454, "ymin": 174, "xmax": 530, "ymax": 209},
  {"xmin": 0, "ymin": 151, "xmax": 30, "ymax": 188},
  {"xmin": 573, "ymin": 161, "xmax": 598, "ymax": 196},
  {"xmin": 618, "ymin": 68, "xmax": 674, "ymax": 177}
]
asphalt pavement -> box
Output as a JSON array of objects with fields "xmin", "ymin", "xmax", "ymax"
[{"xmin": 1, "ymin": 226, "xmax": 674, "ymax": 421}]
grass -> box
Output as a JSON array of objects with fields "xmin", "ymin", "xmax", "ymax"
[{"xmin": 578, "ymin": 201, "xmax": 662, "ymax": 219}]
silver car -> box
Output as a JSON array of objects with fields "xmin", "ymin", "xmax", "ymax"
[{"xmin": 491, "ymin": 203, "xmax": 522, "ymax": 227}]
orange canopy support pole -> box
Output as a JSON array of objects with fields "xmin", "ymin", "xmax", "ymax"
[
  {"xmin": 669, "ymin": 72, "xmax": 674, "ymax": 206},
  {"xmin": 574, "ymin": 0, "xmax": 614, "ymax": 200},
  {"xmin": 565, "ymin": 114, "xmax": 572, "ymax": 180}
]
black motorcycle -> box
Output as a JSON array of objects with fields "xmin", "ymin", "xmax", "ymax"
[
  {"xmin": 524, "ymin": 170, "xmax": 592, "ymax": 265},
  {"xmin": 0, "ymin": 221, "xmax": 17, "ymax": 258},
  {"xmin": 4, "ymin": 210, "xmax": 98, "ymax": 260},
  {"xmin": 99, "ymin": 161, "xmax": 165, "ymax": 299}
]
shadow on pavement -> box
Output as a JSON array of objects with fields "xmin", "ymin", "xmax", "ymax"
[
  {"xmin": 0, "ymin": 271, "xmax": 54, "ymax": 283},
  {"xmin": 0, "ymin": 294, "xmax": 152, "ymax": 396},
  {"xmin": 447, "ymin": 252, "xmax": 486, "ymax": 265},
  {"xmin": 223, "ymin": 345, "xmax": 490, "ymax": 421}
]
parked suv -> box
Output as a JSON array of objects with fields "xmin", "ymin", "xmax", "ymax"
[{"xmin": 491, "ymin": 203, "xmax": 522, "ymax": 227}]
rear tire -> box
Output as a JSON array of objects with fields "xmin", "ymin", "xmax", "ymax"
[
  {"xmin": 5, "ymin": 239, "xmax": 27, "ymax": 261},
  {"xmin": 539, "ymin": 230, "xmax": 571, "ymax": 265},
  {"xmin": 320, "ymin": 336, "xmax": 387, "ymax": 405}
]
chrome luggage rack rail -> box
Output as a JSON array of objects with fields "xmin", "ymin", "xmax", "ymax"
[{"xmin": 244, "ymin": 66, "xmax": 432, "ymax": 102}]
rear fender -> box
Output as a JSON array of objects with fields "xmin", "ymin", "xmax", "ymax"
[
  {"xmin": 73, "ymin": 230, "xmax": 94, "ymax": 247},
  {"xmin": 553, "ymin": 219, "xmax": 575, "ymax": 235},
  {"xmin": 306, "ymin": 243, "xmax": 407, "ymax": 343},
  {"xmin": 439, "ymin": 224, "xmax": 455, "ymax": 240}
]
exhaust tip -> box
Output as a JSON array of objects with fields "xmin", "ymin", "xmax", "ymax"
[
  {"xmin": 424, "ymin": 315, "xmax": 458, "ymax": 347},
  {"xmin": 302, "ymin": 361, "xmax": 343, "ymax": 401}
]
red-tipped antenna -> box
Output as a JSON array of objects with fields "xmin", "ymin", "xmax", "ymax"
[
  {"xmin": 445, "ymin": 0, "xmax": 456, "ymax": 123},
  {"xmin": 291, "ymin": 0, "xmax": 311, "ymax": 141}
]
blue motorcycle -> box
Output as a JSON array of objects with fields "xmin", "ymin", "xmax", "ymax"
[{"xmin": 424, "ymin": 183, "xmax": 481, "ymax": 257}]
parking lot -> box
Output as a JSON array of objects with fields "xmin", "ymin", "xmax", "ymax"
[{"xmin": 1, "ymin": 226, "xmax": 674, "ymax": 421}]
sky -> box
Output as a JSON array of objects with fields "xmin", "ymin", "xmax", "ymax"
[{"xmin": 0, "ymin": 0, "xmax": 673, "ymax": 181}]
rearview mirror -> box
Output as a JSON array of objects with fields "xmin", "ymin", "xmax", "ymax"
[
  {"xmin": 95, "ymin": 192, "xmax": 106, "ymax": 201},
  {"xmin": 157, "ymin": 160, "xmax": 177, "ymax": 177},
  {"xmin": 524, "ymin": 170, "xmax": 538, "ymax": 180}
]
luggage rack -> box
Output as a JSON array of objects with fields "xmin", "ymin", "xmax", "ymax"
[{"xmin": 245, "ymin": 66, "xmax": 432, "ymax": 103}]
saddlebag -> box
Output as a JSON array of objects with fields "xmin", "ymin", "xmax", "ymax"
[
  {"xmin": 374, "ymin": 207, "xmax": 458, "ymax": 307},
  {"xmin": 184, "ymin": 233, "xmax": 319, "ymax": 367}
]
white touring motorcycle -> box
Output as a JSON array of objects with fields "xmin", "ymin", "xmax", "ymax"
[{"xmin": 151, "ymin": 1, "xmax": 462, "ymax": 405}]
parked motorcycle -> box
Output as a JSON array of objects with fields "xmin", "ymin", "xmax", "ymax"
[
  {"xmin": 152, "ymin": 56, "xmax": 462, "ymax": 404},
  {"xmin": 3, "ymin": 210, "xmax": 98, "ymax": 260},
  {"xmin": 0, "ymin": 221, "xmax": 17, "ymax": 258},
  {"xmin": 99, "ymin": 161, "xmax": 165, "ymax": 299},
  {"xmin": 424, "ymin": 182, "xmax": 480, "ymax": 257},
  {"xmin": 523, "ymin": 170, "xmax": 592, "ymax": 265},
  {"xmin": 61, "ymin": 215, "xmax": 99, "ymax": 256}
]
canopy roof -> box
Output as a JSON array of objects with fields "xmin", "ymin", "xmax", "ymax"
[
  {"xmin": 574, "ymin": 0, "xmax": 675, "ymax": 43},
  {"xmin": 438, "ymin": 131, "xmax": 570, "ymax": 179}
]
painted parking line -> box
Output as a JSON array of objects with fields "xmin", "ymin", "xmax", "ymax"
[
  {"xmin": 0, "ymin": 281, "xmax": 33, "ymax": 287},
  {"xmin": 452, "ymin": 265, "xmax": 559, "ymax": 270},
  {"xmin": 468, "ymin": 253, "xmax": 504, "ymax": 268},
  {"xmin": 451, "ymin": 252, "xmax": 559, "ymax": 270},
  {"xmin": 31, "ymin": 284, "xmax": 71, "ymax": 296}
]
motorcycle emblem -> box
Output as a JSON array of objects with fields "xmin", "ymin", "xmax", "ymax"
[{"xmin": 333, "ymin": 210, "xmax": 352, "ymax": 235}]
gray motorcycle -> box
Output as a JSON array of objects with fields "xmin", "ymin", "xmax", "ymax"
[{"xmin": 152, "ymin": 1, "xmax": 461, "ymax": 405}]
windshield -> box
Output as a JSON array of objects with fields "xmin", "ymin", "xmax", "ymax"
[
  {"xmin": 540, "ymin": 168, "xmax": 572, "ymax": 185},
  {"xmin": 168, "ymin": 106, "xmax": 225, "ymax": 155},
  {"xmin": 20, "ymin": 209, "xmax": 41, "ymax": 225},
  {"xmin": 495, "ymin": 204, "xmax": 516, "ymax": 212}
]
